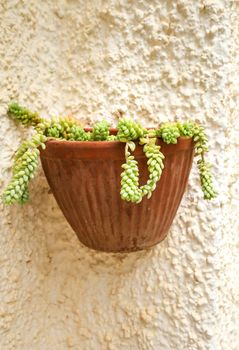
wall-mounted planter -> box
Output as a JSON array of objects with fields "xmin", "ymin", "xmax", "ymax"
[
  {"xmin": 40, "ymin": 132, "xmax": 194, "ymax": 253},
  {"xmin": 3, "ymin": 104, "xmax": 217, "ymax": 252}
]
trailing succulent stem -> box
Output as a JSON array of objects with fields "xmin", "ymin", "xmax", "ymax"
[
  {"xmin": 120, "ymin": 142, "xmax": 142, "ymax": 203},
  {"xmin": 159, "ymin": 121, "xmax": 217, "ymax": 199},
  {"xmin": 8, "ymin": 102, "xmax": 43, "ymax": 127},
  {"xmin": 118, "ymin": 119, "xmax": 164, "ymax": 203},
  {"xmin": 140, "ymin": 139, "xmax": 164, "ymax": 199},
  {"xmin": 197, "ymin": 160, "xmax": 217, "ymax": 199},
  {"xmin": 2, "ymin": 134, "xmax": 46, "ymax": 204},
  {"xmin": 2, "ymin": 102, "xmax": 217, "ymax": 205},
  {"xmin": 192, "ymin": 124, "xmax": 217, "ymax": 199}
]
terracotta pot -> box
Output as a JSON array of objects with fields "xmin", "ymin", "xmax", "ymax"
[{"xmin": 40, "ymin": 131, "xmax": 194, "ymax": 252}]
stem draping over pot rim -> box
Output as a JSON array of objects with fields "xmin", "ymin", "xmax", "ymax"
[{"xmin": 1, "ymin": 103, "xmax": 217, "ymax": 205}]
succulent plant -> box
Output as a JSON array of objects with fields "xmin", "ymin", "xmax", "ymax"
[{"xmin": 1, "ymin": 103, "xmax": 217, "ymax": 205}]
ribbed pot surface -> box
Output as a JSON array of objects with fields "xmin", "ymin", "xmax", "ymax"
[{"xmin": 40, "ymin": 136, "xmax": 194, "ymax": 252}]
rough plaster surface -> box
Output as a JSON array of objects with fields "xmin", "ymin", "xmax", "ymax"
[{"xmin": 0, "ymin": 1, "xmax": 238, "ymax": 349}]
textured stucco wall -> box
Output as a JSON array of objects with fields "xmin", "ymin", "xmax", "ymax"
[{"xmin": 0, "ymin": 1, "xmax": 239, "ymax": 349}]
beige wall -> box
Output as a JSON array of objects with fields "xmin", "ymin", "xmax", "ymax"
[{"xmin": 0, "ymin": 1, "xmax": 238, "ymax": 349}]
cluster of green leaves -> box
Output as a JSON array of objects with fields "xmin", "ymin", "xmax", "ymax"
[
  {"xmin": 2, "ymin": 102, "xmax": 217, "ymax": 205},
  {"xmin": 41, "ymin": 117, "xmax": 92, "ymax": 141},
  {"xmin": 117, "ymin": 118, "xmax": 146, "ymax": 141},
  {"xmin": 156, "ymin": 123, "xmax": 180, "ymax": 144},
  {"xmin": 92, "ymin": 120, "xmax": 110, "ymax": 140}
]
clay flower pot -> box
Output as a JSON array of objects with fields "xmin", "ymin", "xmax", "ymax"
[{"xmin": 40, "ymin": 132, "xmax": 194, "ymax": 252}]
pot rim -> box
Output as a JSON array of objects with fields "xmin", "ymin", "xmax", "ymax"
[
  {"xmin": 40, "ymin": 133, "xmax": 194, "ymax": 161},
  {"xmin": 44, "ymin": 127, "xmax": 193, "ymax": 145},
  {"xmin": 44, "ymin": 136, "xmax": 193, "ymax": 145}
]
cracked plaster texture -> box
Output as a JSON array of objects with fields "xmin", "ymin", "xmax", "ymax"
[{"xmin": 0, "ymin": 0, "xmax": 239, "ymax": 349}]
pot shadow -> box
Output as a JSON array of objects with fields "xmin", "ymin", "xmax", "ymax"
[
  {"xmin": 3, "ymin": 171, "xmax": 161, "ymax": 277},
  {"xmin": 2, "ymin": 174, "xmax": 178, "ymax": 348},
  {"xmin": 3, "ymin": 172, "xmax": 173, "ymax": 343}
]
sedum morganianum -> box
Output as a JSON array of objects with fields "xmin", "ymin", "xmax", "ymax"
[{"xmin": 2, "ymin": 103, "xmax": 217, "ymax": 205}]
